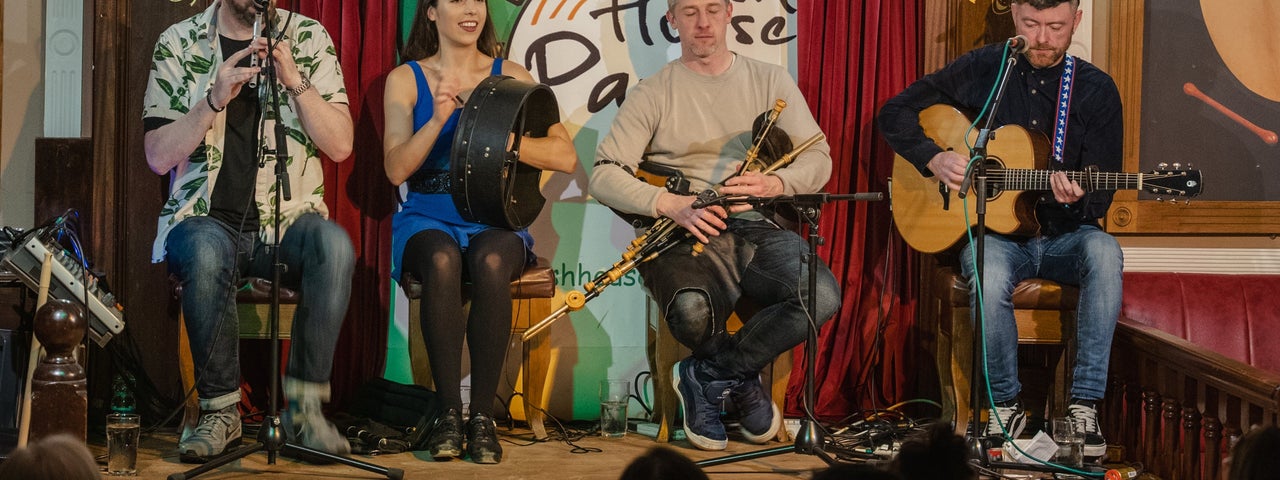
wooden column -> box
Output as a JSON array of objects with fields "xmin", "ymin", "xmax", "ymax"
[{"xmin": 28, "ymin": 299, "xmax": 87, "ymax": 442}]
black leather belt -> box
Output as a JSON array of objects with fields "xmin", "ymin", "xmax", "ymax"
[{"xmin": 407, "ymin": 170, "xmax": 451, "ymax": 194}]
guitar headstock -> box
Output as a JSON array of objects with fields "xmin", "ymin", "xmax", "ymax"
[{"xmin": 1144, "ymin": 163, "xmax": 1203, "ymax": 201}]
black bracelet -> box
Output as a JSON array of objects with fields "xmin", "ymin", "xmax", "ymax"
[{"xmin": 206, "ymin": 91, "xmax": 225, "ymax": 113}]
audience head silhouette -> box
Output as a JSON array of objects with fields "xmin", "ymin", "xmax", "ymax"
[
  {"xmin": 1228, "ymin": 425, "xmax": 1280, "ymax": 480},
  {"xmin": 812, "ymin": 463, "xmax": 903, "ymax": 480},
  {"xmin": 0, "ymin": 434, "xmax": 101, "ymax": 479},
  {"xmin": 890, "ymin": 423, "xmax": 976, "ymax": 480},
  {"xmin": 619, "ymin": 446, "xmax": 709, "ymax": 480}
]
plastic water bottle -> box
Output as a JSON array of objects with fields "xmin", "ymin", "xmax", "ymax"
[{"xmin": 110, "ymin": 374, "xmax": 136, "ymax": 414}]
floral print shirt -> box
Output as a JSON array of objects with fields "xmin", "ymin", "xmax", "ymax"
[{"xmin": 143, "ymin": 2, "xmax": 347, "ymax": 262}]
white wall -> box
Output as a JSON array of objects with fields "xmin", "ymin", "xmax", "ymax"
[{"xmin": 1, "ymin": 0, "xmax": 45, "ymax": 229}]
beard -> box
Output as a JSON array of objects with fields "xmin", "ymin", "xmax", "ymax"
[
  {"xmin": 226, "ymin": 0, "xmax": 259, "ymax": 29},
  {"xmin": 1025, "ymin": 44, "xmax": 1067, "ymax": 69}
]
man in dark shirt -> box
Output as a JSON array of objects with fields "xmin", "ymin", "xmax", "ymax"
[{"xmin": 878, "ymin": 0, "xmax": 1122, "ymax": 459}]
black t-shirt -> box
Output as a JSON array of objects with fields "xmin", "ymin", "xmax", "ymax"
[{"xmin": 208, "ymin": 35, "xmax": 262, "ymax": 232}]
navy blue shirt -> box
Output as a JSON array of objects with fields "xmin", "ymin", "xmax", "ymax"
[{"xmin": 879, "ymin": 43, "xmax": 1123, "ymax": 236}]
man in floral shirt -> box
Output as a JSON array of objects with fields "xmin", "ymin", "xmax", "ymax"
[{"xmin": 143, "ymin": 0, "xmax": 354, "ymax": 462}]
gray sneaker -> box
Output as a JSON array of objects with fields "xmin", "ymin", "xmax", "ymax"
[
  {"xmin": 179, "ymin": 404, "xmax": 242, "ymax": 463},
  {"xmin": 283, "ymin": 378, "xmax": 351, "ymax": 457},
  {"xmin": 285, "ymin": 402, "xmax": 351, "ymax": 456}
]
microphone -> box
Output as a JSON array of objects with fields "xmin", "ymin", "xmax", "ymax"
[{"xmin": 1007, "ymin": 35, "xmax": 1030, "ymax": 54}]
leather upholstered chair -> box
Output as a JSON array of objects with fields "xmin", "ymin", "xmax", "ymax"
[{"xmin": 929, "ymin": 264, "xmax": 1079, "ymax": 434}]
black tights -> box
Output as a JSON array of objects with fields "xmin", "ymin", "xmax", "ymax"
[{"xmin": 402, "ymin": 229, "xmax": 524, "ymax": 416}]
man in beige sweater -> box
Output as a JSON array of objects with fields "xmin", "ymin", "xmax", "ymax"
[{"xmin": 589, "ymin": 0, "xmax": 839, "ymax": 451}]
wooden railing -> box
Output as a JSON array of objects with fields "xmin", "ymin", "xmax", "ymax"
[{"xmin": 1106, "ymin": 319, "xmax": 1280, "ymax": 480}]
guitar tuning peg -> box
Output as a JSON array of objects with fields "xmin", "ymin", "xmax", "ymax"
[
  {"xmin": 1156, "ymin": 197, "xmax": 1163, "ymax": 202},
  {"xmin": 1168, "ymin": 198, "xmax": 1179, "ymax": 205},
  {"xmin": 1157, "ymin": 162, "xmax": 1169, "ymax": 169},
  {"xmin": 1172, "ymin": 162, "xmax": 1182, "ymax": 170},
  {"xmin": 1185, "ymin": 162, "xmax": 1193, "ymax": 169}
]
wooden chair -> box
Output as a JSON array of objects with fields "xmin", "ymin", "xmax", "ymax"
[
  {"xmin": 400, "ymin": 258, "xmax": 557, "ymax": 439},
  {"xmin": 927, "ymin": 265, "xmax": 1079, "ymax": 433},
  {"xmin": 646, "ymin": 298, "xmax": 794, "ymax": 444},
  {"xmin": 175, "ymin": 276, "xmax": 298, "ymax": 439}
]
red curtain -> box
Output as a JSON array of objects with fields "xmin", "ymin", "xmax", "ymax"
[
  {"xmin": 278, "ymin": 0, "xmax": 400, "ymax": 408},
  {"xmin": 789, "ymin": 0, "xmax": 923, "ymax": 420}
]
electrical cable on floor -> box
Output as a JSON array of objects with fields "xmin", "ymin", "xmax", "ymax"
[{"xmin": 502, "ymin": 393, "xmax": 603, "ymax": 455}]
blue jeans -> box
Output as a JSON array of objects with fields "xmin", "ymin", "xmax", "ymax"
[
  {"xmin": 960, "ymin": 225, "xmax": 1123, "ymax": 403},
  {"xmin": 166, "ymin": 214, "xmax": 354, "ymax": 410},
  {"xmin": 640, "ymin": 218, "xmax": 842, "ymax": 381}
]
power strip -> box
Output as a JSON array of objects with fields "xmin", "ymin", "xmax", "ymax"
[
  {"xmin": 784, "ymin": 418, "xmax": 801, "ymax": 438},
  {"xmin": 632, "ymin": 422, "xmax": 687, "ymax": 441}
]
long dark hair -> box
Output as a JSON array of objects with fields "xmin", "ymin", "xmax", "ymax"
[{"xmin": 401, "ymin": 0, "xmax": 501, "ymax": 61}]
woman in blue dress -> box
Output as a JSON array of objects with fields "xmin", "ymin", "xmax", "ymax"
[{"xmin": 381, "ymin": 0, "xmax": 576, "ymax": 465}]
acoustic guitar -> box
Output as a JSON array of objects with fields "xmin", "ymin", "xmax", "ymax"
[{"xmin": 890, "ymin": 104, "xmax": 1203, "ymax": 253}]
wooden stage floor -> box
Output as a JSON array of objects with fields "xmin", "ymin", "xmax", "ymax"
[{"xmin": 88, "ymin": 425, "xmax": 830, "ymax": 479}]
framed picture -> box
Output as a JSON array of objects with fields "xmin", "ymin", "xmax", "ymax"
[{"xmin": 1104, "ymin": 0, "xmax": 1280, "ymax": 234}]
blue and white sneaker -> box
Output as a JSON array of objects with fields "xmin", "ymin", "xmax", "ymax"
[
  {"xmin": 673, "ymin": 359, "xmax": 735, "ymax": 451},
  {"xmin": 730, "ymin": 375, "xmax": 781, "ymax": 444}
]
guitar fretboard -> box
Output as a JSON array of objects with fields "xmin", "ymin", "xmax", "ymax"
[{"xmin": 991, "ymin": 169, "xmax": 1142, "ymax": 191}]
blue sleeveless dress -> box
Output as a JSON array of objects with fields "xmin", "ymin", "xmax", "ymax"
[{"xmin": 391, "ymin": 59, "xmax": 535, "ymax": 282}]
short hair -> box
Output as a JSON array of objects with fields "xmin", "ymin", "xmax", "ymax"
[
  {"xmin": 889, "ymin": 424, "xmax": 976, "ymax": 480},
  {"xmin": 667, "ymin": 0, "xmax": 730, "ymax": 12},
  {"xmin": 0, "ymin": 434, "xmax": 101, "ymax": 480},
  {"xmin": 1011, "ymin": 0, "xmax": 1080, "ymax": 8},
  {"xmin": 1228, "ymin": 425, "xmax": 1280, "ymax": 480}
]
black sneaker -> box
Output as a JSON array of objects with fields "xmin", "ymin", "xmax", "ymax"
[
  {"xmin": 983, "ymin": 399, "xmax": 1026, "ymax": 441},
  {"xmin": 426, "ymin": 408, "xmax": 463, "ymax": 460},
  {"xmin": 1068, "ymin": 400, "xmax": 1106, "ymax": 458},
  {"xmin": 673, "ymin": 359, "xmax": 735, "ymax": 450},
  {"xmin": 729, "ymin": 375, "xmax": 780, "ymax": 444},
  {"xmin": 465, "ymin": 412, "xmax": 503, "ymax": 464}
]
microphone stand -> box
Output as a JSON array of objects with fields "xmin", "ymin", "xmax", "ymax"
[
  {"xmin": 956, "ymin": 48, "xmax": 1105, "ymax": 477},
  {"xmin": 692, "ymin": 192, "xmax": 883, "ymax": 469},
  {"xmin": 958, "ymin": 47, "xmax": 1018, "ymax": 465},
  {"xmin": 171, "ymin": 15, "xmax": 401, "ymax": 480}
]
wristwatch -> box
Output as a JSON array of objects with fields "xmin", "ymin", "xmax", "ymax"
[{"xmin": 286, "ymin": 74, "xmax": 312, "ymax": 97}]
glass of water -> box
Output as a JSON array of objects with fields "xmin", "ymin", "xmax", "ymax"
[
  {"xmin": 107, "ymin": 412, "xmax": 140, "ymax": 476},
  {"xmin": 1051, "ymin": 417, "xmax": 1084, "ymax": 467},
  {"xmin": 599, "ymin": 379, "xmax": 630, "ymax": 438}
]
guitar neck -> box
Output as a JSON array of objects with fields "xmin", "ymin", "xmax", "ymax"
[{"xmin": 993, "ymin": 169, "xmax": 1143, "ymax": 191}]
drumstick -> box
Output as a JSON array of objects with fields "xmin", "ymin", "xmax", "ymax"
[
  {"xmin": 16, "ymin": 252, "xmax": 53, "ymax": 448},
  {"xmin": 1183, "ymin": 82, "xmax": 1279, "ymax": 145}
]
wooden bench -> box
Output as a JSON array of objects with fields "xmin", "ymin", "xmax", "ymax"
[
  {"xmin": 174, "ymin": 276, "xmax": 298, "ymax": 439},
  {"xmin": 400, "ymin": 258, "xmax": 557, "ymax": 439}
]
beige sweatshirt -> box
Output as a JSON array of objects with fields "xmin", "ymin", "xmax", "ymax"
[{"xmin": 590, "ymin": 54, "xmax": 833, "ymax": 218}]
